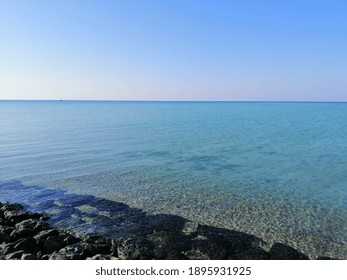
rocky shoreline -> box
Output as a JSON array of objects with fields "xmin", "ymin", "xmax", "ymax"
[{"xmin": 1, "ymin": 201, "xmax": 331, "ymax": 260}]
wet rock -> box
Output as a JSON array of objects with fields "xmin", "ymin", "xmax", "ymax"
[
  {"xmin": 63, "ymin": 234, "xmax": 81, "ymax": 245},
  {"xmin": 316, "ymin": 256, "xmax": 335, "ymax": 260},
  {"xmin": 1, "ymin": 203, "xmax": 24, "ymax": 212},
  {"xmin": 0, "ymin": 238, "xmax": 27, "ymax": 255},
  {"xmin": 34, "ymin": 229, "xmax": 59, "ymax": 248},
  {"xmin": 117, "ymin": 238, "xmax": 154, "ymax": 260},
  {"xmin": 3, "ymin": 210, "xmax": 32, "ymax": 222},
  {"xmin": 83, "ymin": 242, "xmax": 111, "ymax": 257},
  {"xmin": 3, "ymin": 209, "xmax": 44, "ymax": 226},
  {"xmin": 43, "ymin": 236, "xmax": 65, "ymax": 254},
  {"xmin": 15, "ymin": 219, "xmax": 49, "ymax": 232},
  {"xmin": 0, "ymin": 232, "xmax": 11, "ymax": 243},
  {"xmin": 15, "ymin": 219, "xmax": 37, "ymax": 230},
  {"xmin": 40, "ymin": 254, "xmax": 50, "ymax": 260},
  {"xmin": 183, "ymin": 248, "xmax": 209, "ymax": 260},
  {"xmin": 1, "ymin": 240, "xmax": 17, "ymax": 254},
  {"xmin": 5, "ymin": 250, "xmax": 24, "ymax": 260},
  {"xmin": 83, "ymin": 235, "xmax": 103, "ymax": 244},
  {"xmin": 10, "ymin": 228, "xmax": 35, "ymax": 239},
  {"xmin": 21, "ymin": 253, "xmax": 38, "ymax": 260},
  {"xmin": 0, "ymin": 224, "xmax": 15, "ymax": 235},
  {"xmin": 87, "ymin": 254, "xmax": 114, "ymax": 260},
  {"xmin": 269, "ymin": 243, "xmax": 309, "ymax": 260},
  {"xmin": 227, "ymin": 247, "xmax": 270, "ymax": 260},
  {"xmin": 189, "ymin": 225, "xmax": 261, "ymax": 259},
  {"xmin": 0, "ymin": 244, "xmax": 14, "ymax": 256},
  {"xmin": 148, "ymin": 231, "xmax": 190, "ymax": 259},
  {"xmin": 58, "ymin": 243, "xmax": 86, "ymax": 259},
  {"xmin": 13, "ymin": 237, "xmax": 38, "ymax": 253},
  {"xmin": 110, "ymin": 239, "xmax": 119, "ymax": 256},
  {"xmin": 40, "ymin": 216, "xmax": 50, "ymax": 222},
  {"xmin": 49, "ymin": 252, "xmax": 75, "ymax": 260},
  {"xmin": 87, "ymin": 254, "xmax": 107, "ymax": 260}
]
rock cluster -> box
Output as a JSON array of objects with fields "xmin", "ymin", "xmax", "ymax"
[
  {"xmin": 1, "ymin": 201, "xmax": 324, "ymax": 260},
  {"xmin": 0, "ymin": 202, "xmax": 116, "ymax": 260}
]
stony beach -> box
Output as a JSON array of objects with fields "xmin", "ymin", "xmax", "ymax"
[{"xmin": 0, "ymin": 201, "xmax": 332, "ymax": 260}]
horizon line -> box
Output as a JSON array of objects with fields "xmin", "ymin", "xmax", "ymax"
[{"xmin": 1, "ymin": 99, "xmax": 347, "ymax": 103}]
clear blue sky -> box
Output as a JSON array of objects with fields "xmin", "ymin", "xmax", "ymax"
[{"xmin": 1, "ymin": 0, "xmax": 346, "ymax": 101}]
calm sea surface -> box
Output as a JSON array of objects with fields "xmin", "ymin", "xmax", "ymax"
[{"xmin": 0, "ymin": 101, "xmax": 346, "ymax": 258}]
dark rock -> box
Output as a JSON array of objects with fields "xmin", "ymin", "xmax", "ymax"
[
  {"xmin": 40, "ymin": 215, "xmax": 50, "ymax": 221},
  {"xmin": 13, "ymin": 237, "xmax": 38, "ymax": 253},
  {"xmin": 0, "ymin": 243, "xmax": 14, "ymax": 255},
  {"xmin": 89, "ymin": 254, "xmax": 108, "ymax": 260},
  {"xmin": 316, "ymin": 256, "xmax": 335, "ymax": 260},
  {"xmin": 3, "ymin": 210, "xmax": 32, "ymax": 222},
  {"xmin": 49, "ymin": 242, "xmax": 91, "ymax": 260},
  {"xmin": 10, "ymin": 228, "xmax": 35, "ymax": 239},
  {"xmin": 21, "ymin": 253, "xmax": 38, "ymax": 260},
  {"xmin": 3, "ymin": 209, "xmax": 44, "ymax": 226},
  {"xmin": 57, "ymin": 231, "xmax": 72, "ymax": 240},
  {"xmin": 58, "ymin": 243, "xmax": 86, "ymax": 259},
  {"xmin": 63, "ymin": 234, "xmax": 81, "ymax": 245},
  {"xmin": 88, "ymin": 254, "xmax": 113, "ymax": 260},
  {"xmin": 0, "ymin": 224, "xmax": 15, "ymax": 235},
  {"xmin": 15, "ymin": 219, "xmax": 49, "ymax": 232},
  {"xmin": 0, "ymin": 232, "xmax": 11, "ymax": 243},
  {"xmin": 83, "ymin": 235, "xmax": 103, "ymax": 243},
  {"xmin": 1, "ymin": 203, "xmax": 24, "ymax": 212},
  {"xmin": 110, "ymin": 239, "xmax": 119, "ymax": 257},
  {"xmin": 0, "ymin": 238, "xmax": 27, "ymax": 255},
  {"xmin": 227, "ymin": 247, "xmax": 270, "ymax": 260},
  {"xmin": 117, "ymin": 238, "xmax": 154, "ymax": 260},
  {"xmin": 34, "ymin": 229, "xmax": 59, "ymax": 248},
  {"xmin": 5, "ymin": 250, "xmax": 24, "ymax": 260},
  {"xmin": 148, "ymin": 231, "xmax": 190, "ymax": 259},
  {"xmin": 83, "ymin": 242, "xmax": 111, "ymax": 257},
  {"xmin": 43, "ymin": 236, "xmax": 65, "ymax": 254},
  {"xmin": 34, "ymin": 221, "xmax": 49, "ymax": 231},
  {"xmin": 40, "ymin": 254, "xmax": 50, "ymax": 260},
  {"xmin": 269, "ymin": 243, "xmax": 310, "ymax": 260},
  {"xmin": 183, "ymin": 248, "xmax": 210, "ymax": 260},
  {"xmin": 0, "ymin": 249, "xmax": 12, "ymax": 256},
  {"xmin": 15, "ymin": 219, "xmax": 37, "ymax": 230},
  {"xmin": 49, "ymin": 252, "xmax": 75, "ymax": 260},
  {"xmin": 189, "ymin": 225, "xmax": 261, "ymax": 259}
]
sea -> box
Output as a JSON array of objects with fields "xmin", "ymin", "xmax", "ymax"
[{"xmin": 0, "ymin": 100, "xmax": 346, "ymax": 259}]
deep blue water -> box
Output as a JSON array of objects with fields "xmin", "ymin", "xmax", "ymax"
[{"xmin": 0, "ymin": 101, "xmax": 346, "ymax": 258}]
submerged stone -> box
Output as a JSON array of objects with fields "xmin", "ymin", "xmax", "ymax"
[
  {"xmin": 269, "ymin": 243, "xmax": 309, "ymax": 260},
  {"xmin": 117, "ymin": 238, "xmax": 154, "ymax": 260}
]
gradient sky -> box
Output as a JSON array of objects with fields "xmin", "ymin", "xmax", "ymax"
[{"xmin": 1, "ymin": 0, "xmax": 346, "ymax": 101}]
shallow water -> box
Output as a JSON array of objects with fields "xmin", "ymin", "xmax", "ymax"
[{"xmin": 0, "ymin": 101, "xmax": 346, "ymax": 258}]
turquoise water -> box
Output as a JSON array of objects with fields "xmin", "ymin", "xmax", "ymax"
[{"xmin": 0, "ymin": 101, "xmax": 346, "ymax": 258}]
